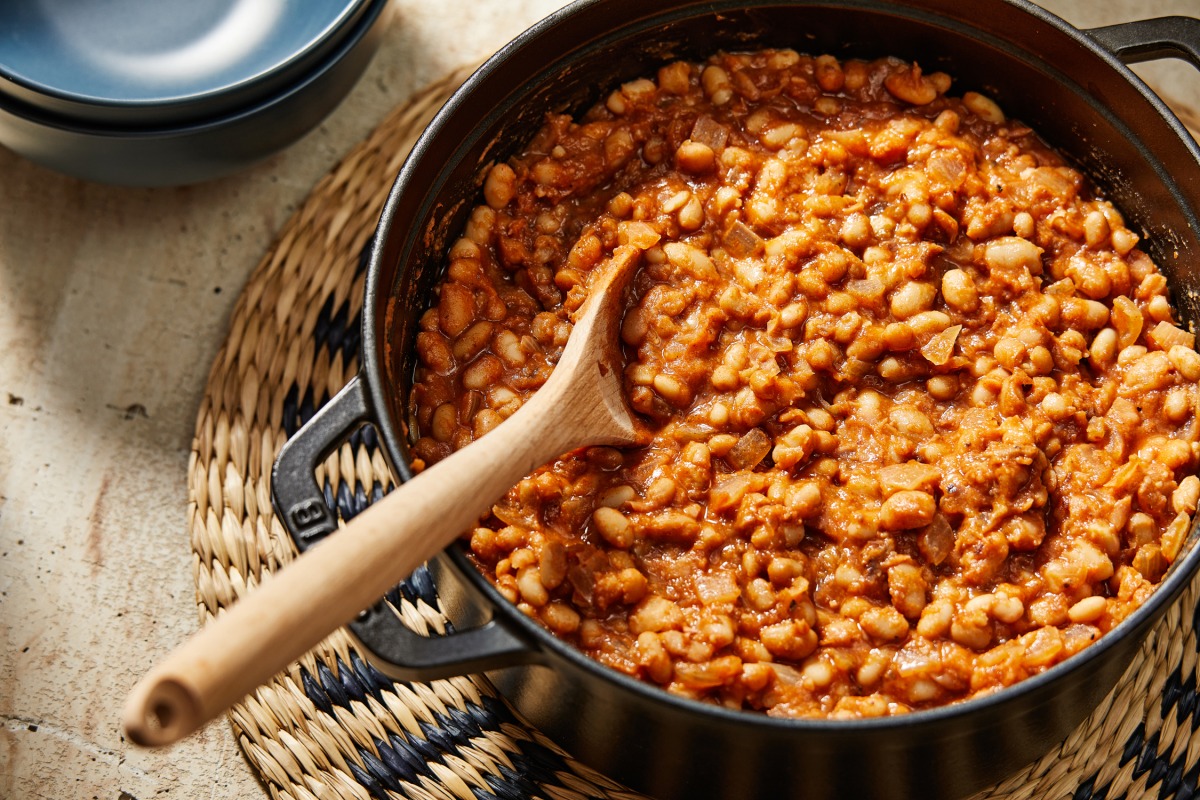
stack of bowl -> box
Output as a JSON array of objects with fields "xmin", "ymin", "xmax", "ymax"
[{"xmin": 0, "ymin": 0, "xmax": 389, "ymax": 185}]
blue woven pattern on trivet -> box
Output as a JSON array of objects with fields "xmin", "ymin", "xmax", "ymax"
[{"xmin": 297, "ymin": 652, "xmax": 573, "ymax": 800}]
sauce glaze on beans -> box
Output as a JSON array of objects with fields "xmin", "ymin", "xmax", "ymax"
[{"xmin": 407, "ymin": 50, "xmax": 1200, "ymax": 718}]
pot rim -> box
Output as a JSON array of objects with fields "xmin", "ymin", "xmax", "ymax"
[{"xmin": 362, "ymin": 0, "xmax": 1200, "ymax": 734}]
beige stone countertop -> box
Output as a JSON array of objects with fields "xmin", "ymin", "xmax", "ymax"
[{"xmin": 1, "ymin": 1, "xmax": 1198, "ymax": 798}]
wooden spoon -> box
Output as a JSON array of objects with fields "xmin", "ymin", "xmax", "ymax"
[{"xmin": 122, "ymin": 245, "xmax": 643, "ymax": 747}]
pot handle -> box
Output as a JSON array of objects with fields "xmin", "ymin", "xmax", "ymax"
[
  {"xmin": 1086, "ymin": 17, "xmax": 1200, "ymax": 70},
  {"xmin": 271, "ymin": 374, "xmax": 539, "ymax": 680},
  {"xmin": 273, "ymin": 376, "xmax": 373, "ymax": 551}
]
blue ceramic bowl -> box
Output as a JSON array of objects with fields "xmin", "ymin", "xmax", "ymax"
[{"xmin": 0, "ymin": 0, "xmax": 389, "ymax": 185}]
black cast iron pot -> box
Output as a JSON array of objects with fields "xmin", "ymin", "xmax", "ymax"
[{"xmin": 272, "ymin": 2, "xmax": 1200, "ymax": 798}]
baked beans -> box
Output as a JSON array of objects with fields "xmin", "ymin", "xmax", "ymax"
[{"xmin": 406, "ymin": 50, "xmax": 1200, "ymax": 718}]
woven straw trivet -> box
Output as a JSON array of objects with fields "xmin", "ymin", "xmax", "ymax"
[{"xmin": 189, "ymin": 66, "xmax": 1200, "ymax": 800}]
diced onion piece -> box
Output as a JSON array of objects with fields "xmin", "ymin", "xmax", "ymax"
[
  {"xmin": 691, "ymin": 115, "xmax": 730, "ymax": 152},
  {"xmin": 725, "ymin": 221, "xmax": 764, "ymax": 258},
  {"xmin": 727, "ymin": 427, "xmax": 772, "ymax": 470},
  {"xmin": 920, "ymin": 324, "xmax": 961, "ymax": 365}
]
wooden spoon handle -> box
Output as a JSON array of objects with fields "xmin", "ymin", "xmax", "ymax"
[
  {"xmin": 123, "ymin": 245, "xmax": 641, "ymax": 748},
  {"xmin": 121, "ymin": 382, "xmax": 586, "ymax": 747}
]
